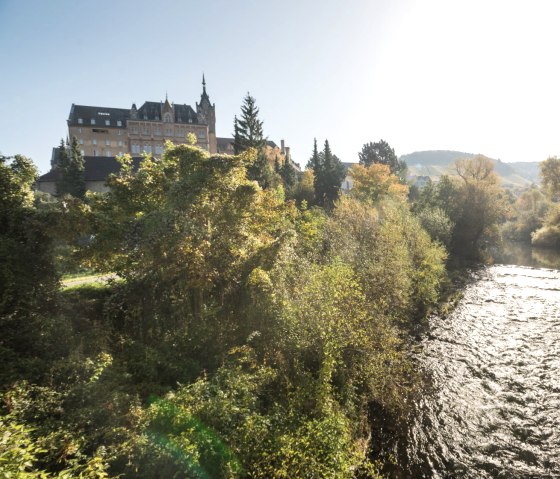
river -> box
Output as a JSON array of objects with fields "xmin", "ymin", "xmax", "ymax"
[{"xmin": 396, "ymin": 250, "xmax": 560, "ymax": 478}]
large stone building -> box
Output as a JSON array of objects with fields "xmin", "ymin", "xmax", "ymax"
[
  {"xmin": 67, "ymin": 76, "xmax": 217, "ymax": 159},
  {"xmin": 37, "ymin": 77, "xmax": 297, "ymax": 194}
]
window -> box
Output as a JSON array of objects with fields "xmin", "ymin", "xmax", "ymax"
[
  {"xmin": 117, "ymin": 120, "xmax": 122, "ymax": 127},
  {"xmin": 91, "ymin": 119, "xmax": 96, "ymax": 125},
  {"xmin": 144, "ymin": 145, "xmax": 152, "ymax": 154},
  {"xmin": 131, "ymin": 127, "xmax": 138, "ymax": 134},
  {"xmin": 105, "ymin": 120, "xmax": 110, "ymax": 126},
  {"xmin": 154, "ymin": 128, "xmax": 161, "ymax": 136},
  {"xmin": 197, "ymin": 130, "xmax": 206, "ymax": 139},
  {"xmin": 175, "ymin": 129, "xmax": 183, "ymax": 138},
  {"xmin": 143, "ymin": 127, "xmax": 150, "ymax": 136},
  {"xmin": 79, "ymin": 139, "xmax": 84, "ymax": 145},
  {"xmin": 155, "ymin": 145, "xmax": 163, "ymax": 155},
  {"xmin": 105, "ymin": 150, "xmax": 112, "ymax": 156},
  {"xmin": 118, "ymin": 151, "xmax": 123, "ymax": 156},
  {"xmin": 77, "ymin": 127, "xmax": 82, "ymax": 133},
  {"xmin": 164, "ymin": 128, "xmax": 172, "ymax": 137},
  {"xmin": 155, "ymin": 115, "xmax": 160, "ymax": 121},
  {"xmin": 143, "ymin": 114, "xmax": 148, "ymax": 120},
  {"xmin": 188, "ymin": 118, "xmax": 193, "ymax": 124},
  {"xmin": 92, "ymin": 139, "xmax": 98, "ymax": 145},
  {"xmin": 105, "ymin": 139, "xmax": 110, "ymax": 146},
  {"xmin": 163, "ymin": 112, "xmax": 173, "ymax": 123},
  {"xmin": 78, "ymin": 118, "xmax": 83, "ymax": 124},
  {"xmin": 117, "ymin": 130, "xmax": 122, "ymax": 136},
  {"xmin": 132, "ymin": 144, "xmax": 140, "ymax": 154},
  {"xmin": 117, "ymin": 140, "xmax": 123, "ymax": 147}
]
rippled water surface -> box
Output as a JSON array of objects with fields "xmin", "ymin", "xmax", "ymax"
[{"xmin": 404, "ymin": 265, "xmax": 560, "ymax": 478}]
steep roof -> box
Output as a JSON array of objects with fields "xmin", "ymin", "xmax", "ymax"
[
  {"xmin": 137, "ymin": 101, "xmax": 199, "ymax": 124},
  {"xmin": 68, "ymin": 104, "xmax": 129, "ymax": 127},
  {"xmin": 37, "ymin": 156, "xmax": 144, "ymax": 183}
]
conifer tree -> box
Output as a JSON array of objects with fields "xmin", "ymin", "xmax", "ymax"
[
  {"xmin": 311, "ymin": 139, "xmax": 345, "ymax": 208},
  {"xmin": 307, "ymin": 138, "xmax": 321, "ymax": 172},
  {"xmin": 233, "ymin": 93, "xmax": 266, "ymax": 154},
  {"xmin": 56, "ymin": 137, "xmax": 86, "ymax": 199},
  {"xmin": 280, "ymin": 157, "xmax": 297, "ymax": 191}
]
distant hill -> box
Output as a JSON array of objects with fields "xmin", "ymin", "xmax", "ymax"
[{"xmin": 400, "ymin": 150, "xmax": 541, "ymax": 188}]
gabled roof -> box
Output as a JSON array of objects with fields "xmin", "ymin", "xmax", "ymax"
[
  {"xmin": 136, "ymin": 101, "xmax": 199, "ymax": 124},
  {"xmin": 68, "ymin": 104, "xmax": 129, "ymax": 127},
  {"xmin": 37, "ymin": 156, "xmax": 144, "ymax": 183}
]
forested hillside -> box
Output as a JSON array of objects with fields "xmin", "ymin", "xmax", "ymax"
[{"xmin": 401, "ymin": 150, "xmax": 541, "ymax": 187}]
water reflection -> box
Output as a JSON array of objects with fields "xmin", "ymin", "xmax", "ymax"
[
  {"xmin": 493, "ymin": 241, "xmax": 560, "ymax": 269},
  {"xmin": 401, "ymin": 262, "xmax": 560, "ymax": 478}
]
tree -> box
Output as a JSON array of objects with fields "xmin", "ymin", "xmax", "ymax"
[
  {"xmin": 233, "ymin": 93, "xmax": 266, "ymax": 154},
  {"xmin": 358, "ymin": 140, "xmax": 405, "ymax": 178},
  {"xmin": 540, "ymin": 156, "xmax": 560, "ymax": 201},
  {"xmin": 452, "ymin": 155, "xmax": 508, "ymax": 257},
  {"xmin": 349, "ymin": 163, "xmax": 408, "ymax": 204},
  {"xmin": 0, "ymin": 154, "xmax": 58, "ymax": 383},
  {"xmin": 310, "ymin": 140, "xmax": 345, "ymax": 208},
  {"xmin": 56, "ymin": 137, "xmax": 86, "ymax": 199},
  {"xmin": 280, "ymin": 157, "xmax": 297, "ymax": 191}
]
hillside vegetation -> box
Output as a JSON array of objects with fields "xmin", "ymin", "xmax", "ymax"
[{"xmin": 401, "ymin": 150, "xmax": 540, "ymax": 188}]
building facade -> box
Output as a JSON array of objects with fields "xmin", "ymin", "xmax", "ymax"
[
  {"xmin": 67, "ymin": 76, "xmax": 217, "ymax": 159},
  {"xmin": 37, "ymin": 77, "xmax": 298, "ymax": 194}
]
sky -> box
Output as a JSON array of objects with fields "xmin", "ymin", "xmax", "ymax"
[{"xmin": 1, "ymin": 0, "xmax": 560, "ymax": 173}]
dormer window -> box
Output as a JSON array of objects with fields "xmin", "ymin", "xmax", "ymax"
[
  {"xmin": 78, "ymin": 118, "xmax": 83, "ymax": 124},
  {"xmin": 117, "ymin": 120, "xmax": 122, "ymax": 126},
  {"xmin": 91, "ymin": 119, "xmax": 96, "ymax": 125},
  {"xmin": 163, "ymin": 112, "xmax": 173, "ymax": 123},
  {"xmin": 105, "ymin": 120, "xmax": 110, "ymax": 126},
  {"xmin": 143, "ymin": 114, "xmax": 148, "ymax": 120}
]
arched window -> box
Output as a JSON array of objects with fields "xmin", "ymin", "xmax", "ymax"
[{"xmin": 163, "ymin": 112, "xmax": 173, "ymax": 123}]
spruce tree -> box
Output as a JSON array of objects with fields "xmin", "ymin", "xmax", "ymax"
[
  {"xmin": 56, "ymin": 137, "xmax": 86, "ymax": 199},
  {"xmin": 280, "ymin": 157, "xmax": 297, "ymax": 191},
  {"xmin": 233, "ymin": 93, "xmax": 266, "ymax": 154},
  {"xmin": 313, "ymin": 139, "xmax": 345, "ymax": 208}
]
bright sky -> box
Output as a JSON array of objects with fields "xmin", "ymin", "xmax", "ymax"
[{"xmin": 1, "ymin": 0, "xmax": 560, "ymax": 173}]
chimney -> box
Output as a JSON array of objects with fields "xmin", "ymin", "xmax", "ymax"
[
  {"xmin": 285, "ymin": 146, "xmax": 291, "ymax": 160},
  {"xmin": 281, "ymin": 139, "xmax": 285, "ymax": 155}
]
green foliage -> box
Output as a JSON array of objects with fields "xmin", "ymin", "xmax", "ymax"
[
  {"xmin": 358, "ymin": 140, "xmax": 404, "ymax": 178},
  {"xmin": 327, "ymin": 197, "xmax": 446, "ymax": 322},
  {"xmin": 55, "ymin": 138, "xmax": 86, "ymax": 199},
  {"xmin": 532, "ymin": 204, "xmax": 560, "ymax": 248},
  {"xmin": 308, "ymin": 139, "xmax": 345, "ymax": 208},
  {"xmin": 233, "ymin": 94, "xmax": 265, "ymax": 155},
  {"xmin": 540, "ymin": 156, "xmax": 560, "ymax": 200},
  {"xmin": 279, "ymin": 158, "xmax": 297, "ymax": 192},
  {"xmin": 0, "ymin": 155, "xmax": 59, "ymax": 385},
  {"xmin": 416, "ymin": 206, "xmax": 454, "ymax": 247},
  {"xmin": 451, "ymin": 156, "xmax": 509, "ymax": 257},
  {"xmin": 502, "ymin": 187, "xmax": 549, "ymax": 243},
  {"xmin": 413, "ymin": 157, "xmax": 508, "ymax": 259},
  {"xmin": 2, "ymin": 140, "xmax": 450, "ymax": 477}
]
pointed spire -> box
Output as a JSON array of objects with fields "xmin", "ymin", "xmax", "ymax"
[{"xmin": 200, "ymin": 73, "xmax": 210, "ymax": 102}]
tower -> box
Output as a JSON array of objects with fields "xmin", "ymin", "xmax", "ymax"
[{"xmin": 196, "ymin": 74, "xmax": 217, "ymax": 153}]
